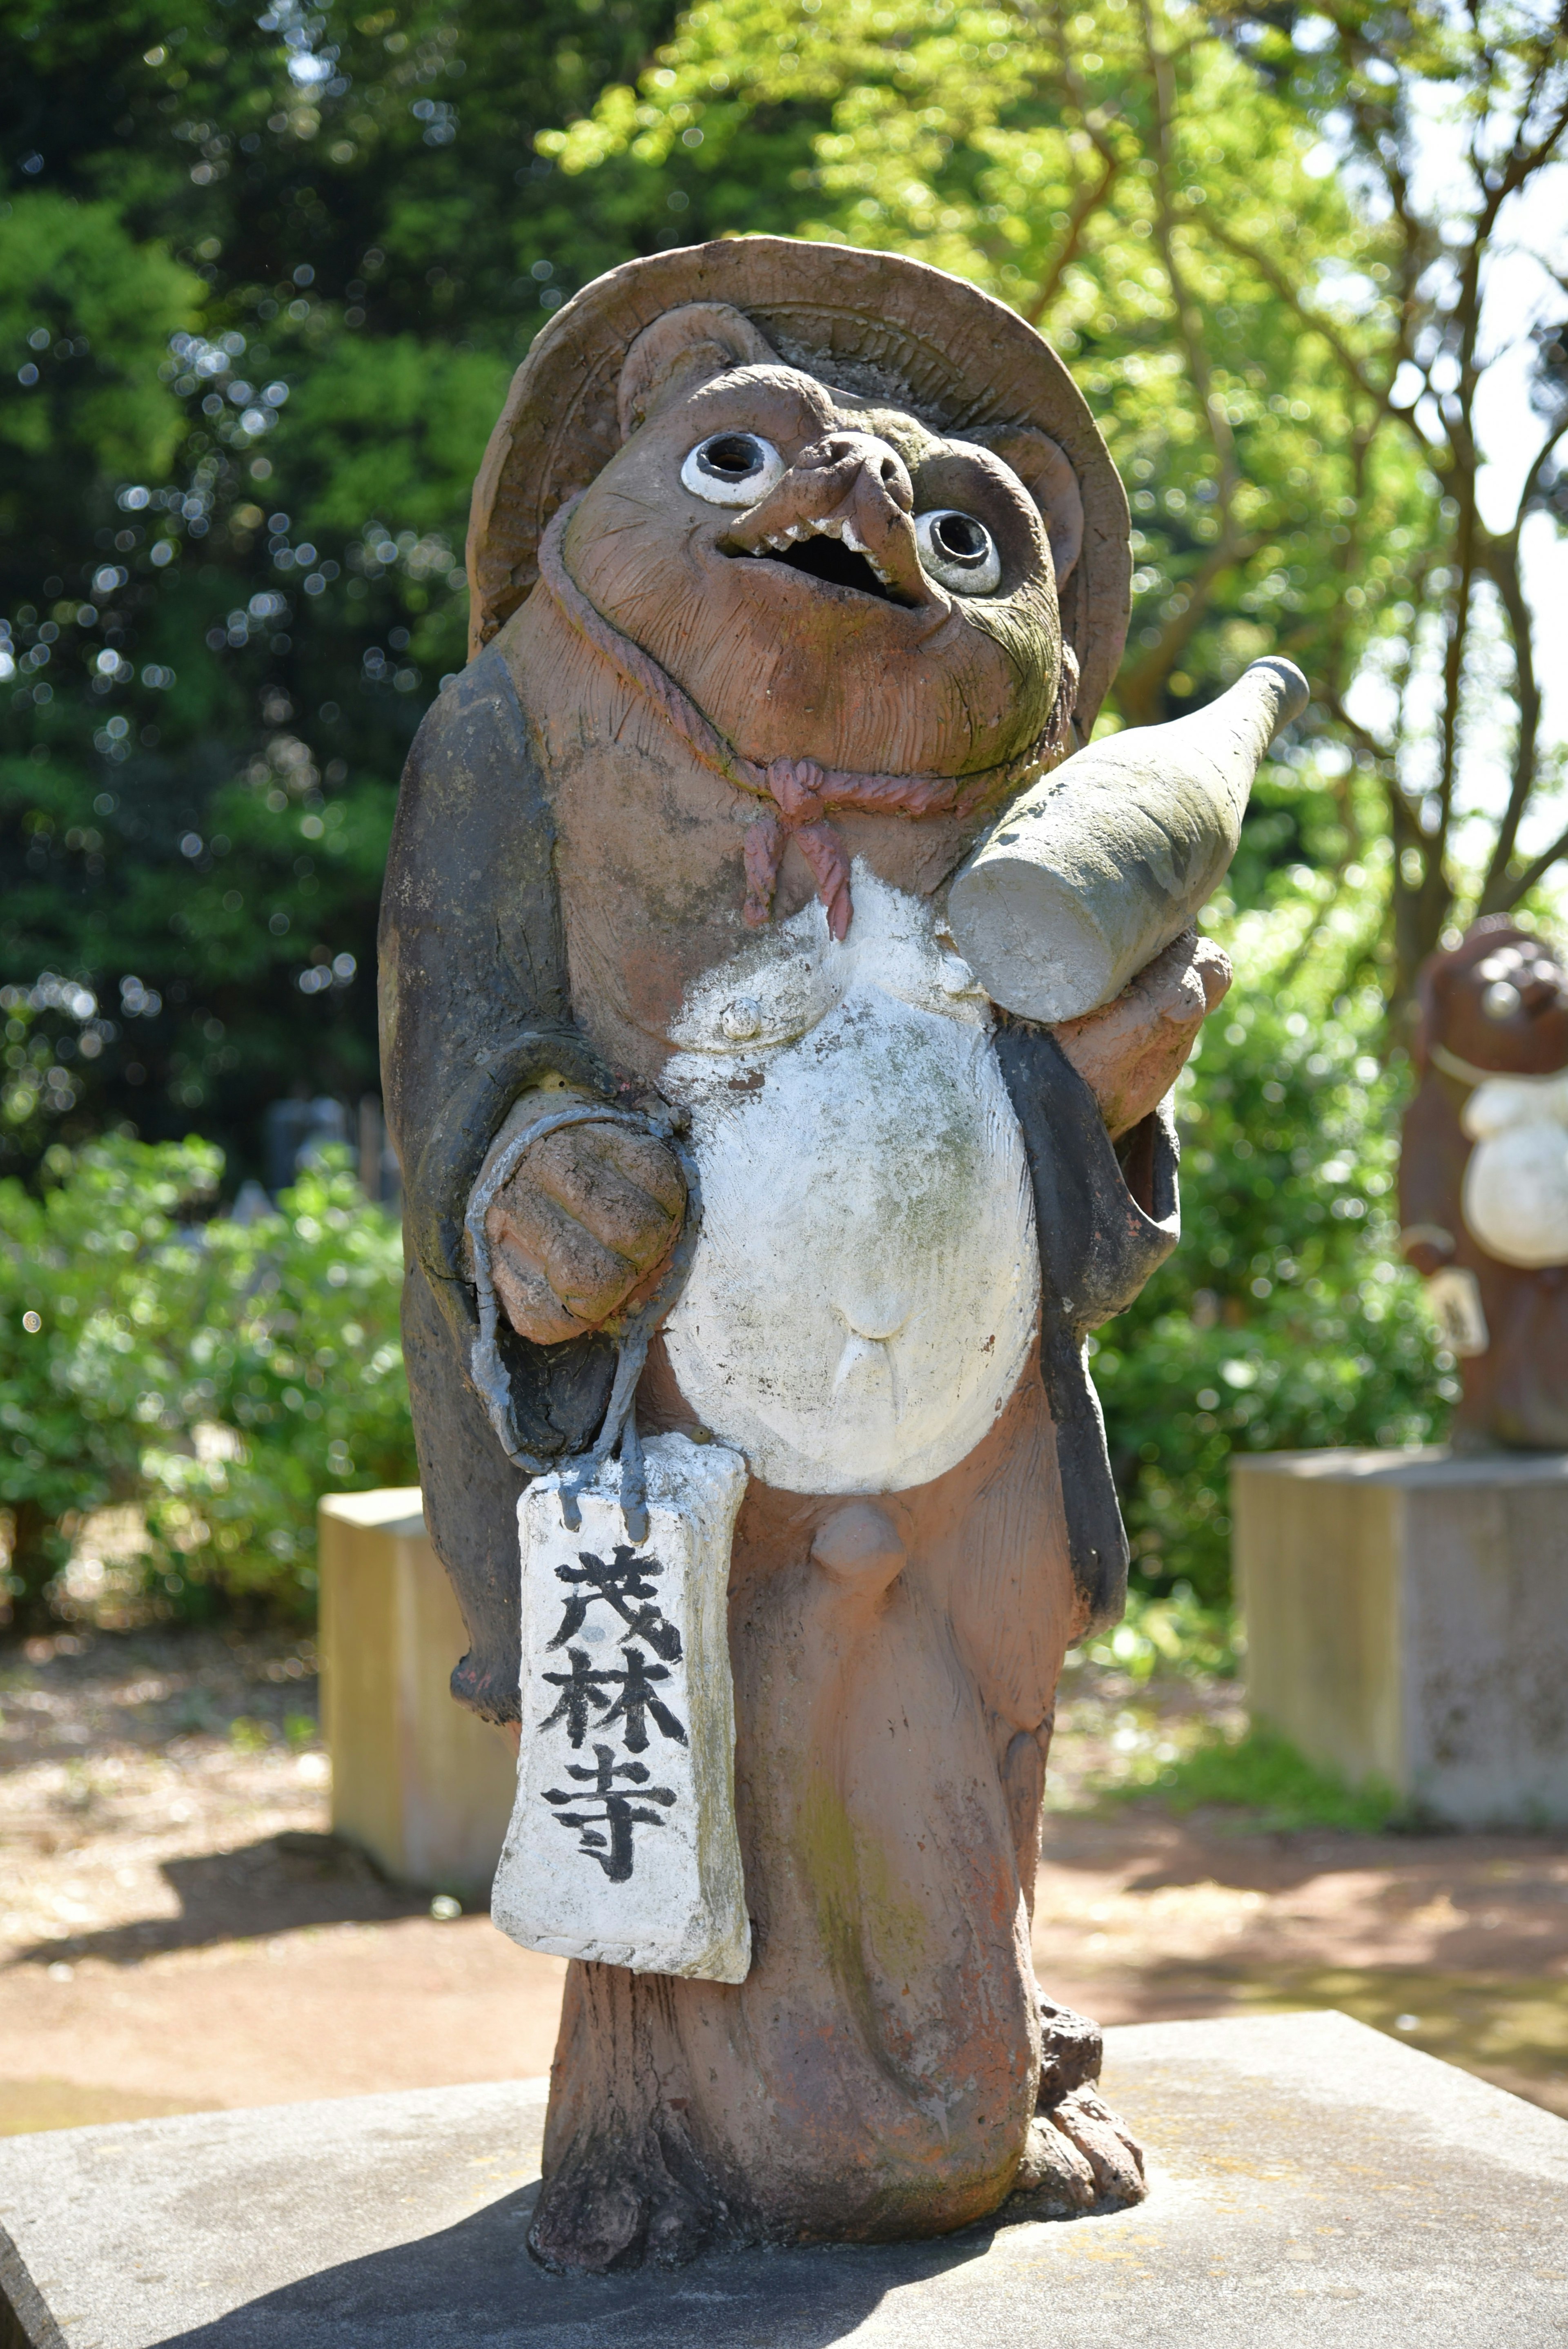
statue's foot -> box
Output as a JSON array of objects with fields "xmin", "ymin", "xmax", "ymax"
[
  {"xmin": 1007, "ymin": 1997, "xmax": 1148, "ymax": 2219},
  {"xmin": 527, "ymin": 2124, "xmax": 731, "ymax": 2273}
]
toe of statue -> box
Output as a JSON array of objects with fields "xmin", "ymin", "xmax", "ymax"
[{"xmin": 1008, "ymin": 1995, "xmax": 1149, "ymax": 2219}]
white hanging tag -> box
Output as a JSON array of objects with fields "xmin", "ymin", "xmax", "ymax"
[
  {"xmin": 1425, "ymin": 1264, "xmax": 1490, "ymax": 1358},
  {"xmin": 490, "ymin": 1432, "xmax": 751, "ymax": 1982}
]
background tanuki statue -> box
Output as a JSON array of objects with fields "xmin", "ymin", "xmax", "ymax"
[
  {"xmin": 379, "ymin": 238, "xmax": 1279, "ymax": 2271},
  {"xmin": 1400, "ymin": 917, "xmax": 1568, "ymax": 1450}
]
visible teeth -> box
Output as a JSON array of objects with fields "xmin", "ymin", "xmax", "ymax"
[{"xmin": 744, "ymin": 513, "xmax": 894, "ymax": 589}]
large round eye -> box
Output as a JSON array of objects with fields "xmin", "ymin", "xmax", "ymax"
[
  {"xmin": 680, "ymin": 432, "xmax": 786, "ymax": 507},
  {"xmin": 914, "ymin": 508, "xmax": 1002, "ymax": 594},
  {"xmin": 1483, "ymin": 979, "xmax": 1522, "ymax": 1021}
]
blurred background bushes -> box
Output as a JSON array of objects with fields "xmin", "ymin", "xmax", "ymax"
[
  {"xmin": 1098, "ymin": 865, "xmax": 1446, "ymax": 1612},
  {"xmin": 0, "ymin": 1137, "xmax": 409, "ymax": 1627}
]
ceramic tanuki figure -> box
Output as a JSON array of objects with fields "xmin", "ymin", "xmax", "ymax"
[
  {"xmin": 379, "ymin": 240, "xmax": 1293, "ymax": 2272},
  {"xmin": 1400, "ymin": 917, "xmax": 1568, "ymax": 1449}
]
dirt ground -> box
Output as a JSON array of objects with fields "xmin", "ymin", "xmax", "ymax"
[{"xmin": 1, "ymin": 1625, "xmax": 1564, "ymax": 2135}]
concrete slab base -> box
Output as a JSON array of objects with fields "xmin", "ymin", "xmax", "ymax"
[{"xmin": 4, "ymin": 2011, "xmax": 1566, "ymax": 2348}]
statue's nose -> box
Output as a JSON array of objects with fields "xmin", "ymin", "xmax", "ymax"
[{"xmin": 802, "ymin": 431, "xmax": 914, "ymax": 516}]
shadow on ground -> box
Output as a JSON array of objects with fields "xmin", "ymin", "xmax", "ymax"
[
  {"xmin": 6, "ymin": 1833, "xmax": 429, "ymax": 1968},
  {"xmin": 142, "ymin": 2185, "xmax": 1057, "ymax": 2349}
]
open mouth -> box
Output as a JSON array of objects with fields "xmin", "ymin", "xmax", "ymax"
[{"xmin": 723, "ymin": 518, "xmax": 914, "ymax": 606}]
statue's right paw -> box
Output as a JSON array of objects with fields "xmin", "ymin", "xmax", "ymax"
[
  {"xmin": 528, "ymin": 2165, "xmax": 648, "ymax": 2274},
  {"xmin": 478, "ymin": 1112, "xmax": 687, "ymax": 1345}
]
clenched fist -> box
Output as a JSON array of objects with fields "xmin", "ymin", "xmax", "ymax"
[{"xmin": 475, "ymin": 1090, "xmax": 687, "ymax": 1345}]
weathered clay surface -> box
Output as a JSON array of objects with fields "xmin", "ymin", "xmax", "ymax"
[
  {"xmin": 1400, "ymin": 918, "xmax": 1568, "ymax": 1449},
  {"xmin": 1053, "ymin": 927, "xmax": 1232, "ymax": 1140},
  {"xmin": 531, "ymin": 1362, "xmax": 1072, "ymax": 2265},
  {"xmin": 478, "ymin": 1091, "xmax": 687, "ymax": 1345},
  {"xmin": 377, "ymin": 238, "xmax": 1245, "ymax": 2270}
]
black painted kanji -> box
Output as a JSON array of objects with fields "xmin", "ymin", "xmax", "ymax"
[
  {"xmin": 596, "ymin": 1645, "xmax": 687, "ymax": 1753},
  {"xmin": 538, "ymin": 1647, "xmax": 617, "ymax": 1749},
  {"xmin": 539, "ymin": 1644, "xmax": 688, "ymax": 1754},
  {"xmin": 543, "ymin": 1745, "xmax": 677, "ymax": 1881},
  {"xmin": 547, "ymin": 1544, "xmax": 682, "ymax": 1663}
]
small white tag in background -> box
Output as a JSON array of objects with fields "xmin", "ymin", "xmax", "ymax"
[
  {"xmin": 1425, "ymin": 1264, "xmax": 1490, "ymax": 1358},
  {"xmin": 490, "ymin": 1432, "xmax": 751, "ymax": 1982}
]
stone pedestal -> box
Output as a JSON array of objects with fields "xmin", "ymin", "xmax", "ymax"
[
  {"xmin": 2, "ymin": 2012, "xmax": 1566, "ymax": 2346},
  {"xmin": 1232, "ymin": 1448, "xmax": 1568, "ymax": 1826},
  {"xmin": 318, "ymin": 1490, "xmax": 516, "ymax": 1899}
]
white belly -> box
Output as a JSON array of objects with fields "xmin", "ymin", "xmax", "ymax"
[
  {"xmin": 659, "ymin": 869, "xmax": 1038, "ymax": 1495},
  {"xmin": 1461, "ymin": 1073, "xmax": 1568, "ymax": 1269}
]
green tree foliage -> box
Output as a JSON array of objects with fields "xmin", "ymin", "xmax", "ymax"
[
  {"xmin": 1221, "ymin": 3, "xmax": 1568, "ymax": 998},
  {"xmin": 542, "ymin": 2, "xmax": 1432, "ymax": 785},
  {"xmin": 8, "ymin": 0, "xmax": 1562, "ymax": 1170},
  {"xmin": 1, "ymin": 0, "xmax": 678, "ymax": 1174},
  {"xmin": 544, "ymin": 0, "xmax": 1568, "ymax": 985},
  {"xmin": 0, "ymin": 1134, "xmax": 411, "ymax": 1624},
  {"xmin": 8, "ymin": 0, "xmax": 1522, "ymax": 1624}
]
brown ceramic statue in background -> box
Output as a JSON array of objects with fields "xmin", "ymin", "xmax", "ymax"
[
  {"xmin": 379, "ymin": 239, "xmax": 1280, "ymax": 2273},
  {"xmin": 1401, "ymin": 918, "xmax": 1568, "ymax": 1450}
]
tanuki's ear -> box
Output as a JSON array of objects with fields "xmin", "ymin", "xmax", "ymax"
[
  {"xmin": 618, "ymin": 302, "xmax": 780, "ymax": 439},
  {"xmin": 965, "ymin": 426, "xmax": 1085, "ymax": 588}
]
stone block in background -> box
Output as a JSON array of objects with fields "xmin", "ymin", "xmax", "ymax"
[
  {"xmin": 1232, "ymin": 1448, "xmax": 1568, "ymax": 1826},
  {"xmin": 2, "ymin": 2013, "xmax": 1566, "ymax": 2347},
  {"xmin": 318, "ymin": 1490, "xmax": 516, "ymax": 1900}
]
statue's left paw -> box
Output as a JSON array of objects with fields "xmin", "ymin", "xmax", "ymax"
[
  {"xmin": 1008, "ymin": 1994, "xmax": 1148, "ymax": 2218},
  {"xmin": 1049, "ymin": 2086, "xmax": 1148, "ymax": 2210},
  {"xmin": 1007, "ymin": 2114, "xmax": 1097, "ymax": 2218}
]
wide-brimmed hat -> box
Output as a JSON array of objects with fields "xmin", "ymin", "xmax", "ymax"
[{"xmin": 466, "ymin": 235, "xmax": 1130, "ymax": 729}]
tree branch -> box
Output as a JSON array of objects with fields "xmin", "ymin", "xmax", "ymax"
[
  {"xmin": 1024, "ymin": 147, "xmax": 1119, "ymax": 328},
  {"xmin": 1499, "ymin": 814, "xmax": 1568, "ymax": 912},
  {"xmin": 1116, "ymin": 533, "xmax": 1260, "ymax": 724},
  {"xmin": 1183, "ymin": 209, "xmax": 1387, "ymax": 410},
  {"xmin": 1510, "ymin": 413, "xmax": 1568, "ymax": 537},
  {"xmin": 1477, "ymin": 533, "xmax": 1544, "ymax": 909}
]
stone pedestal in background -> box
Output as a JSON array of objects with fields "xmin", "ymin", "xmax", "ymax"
[
  {"xmin": 1232, "ymin": 1449, "xmax": 1568, "ymax": 1826},
  {"xmin": 318, "ymin": 1491, "xmax": 516, "ymax": 1899}
]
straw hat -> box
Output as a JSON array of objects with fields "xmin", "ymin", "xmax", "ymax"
[{"xmin": 466, "ymin": 236, "xmax": 1131, "ymax": 731}]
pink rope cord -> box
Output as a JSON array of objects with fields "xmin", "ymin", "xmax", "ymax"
[{"xmin": 535, "ymin": 494, "xmax": 1076, "ymax": 941}]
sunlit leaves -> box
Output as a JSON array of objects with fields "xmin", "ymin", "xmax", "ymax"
[{"xmin": 535, "ymin": 0, "xmax": 1438, "ymax": 738}]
